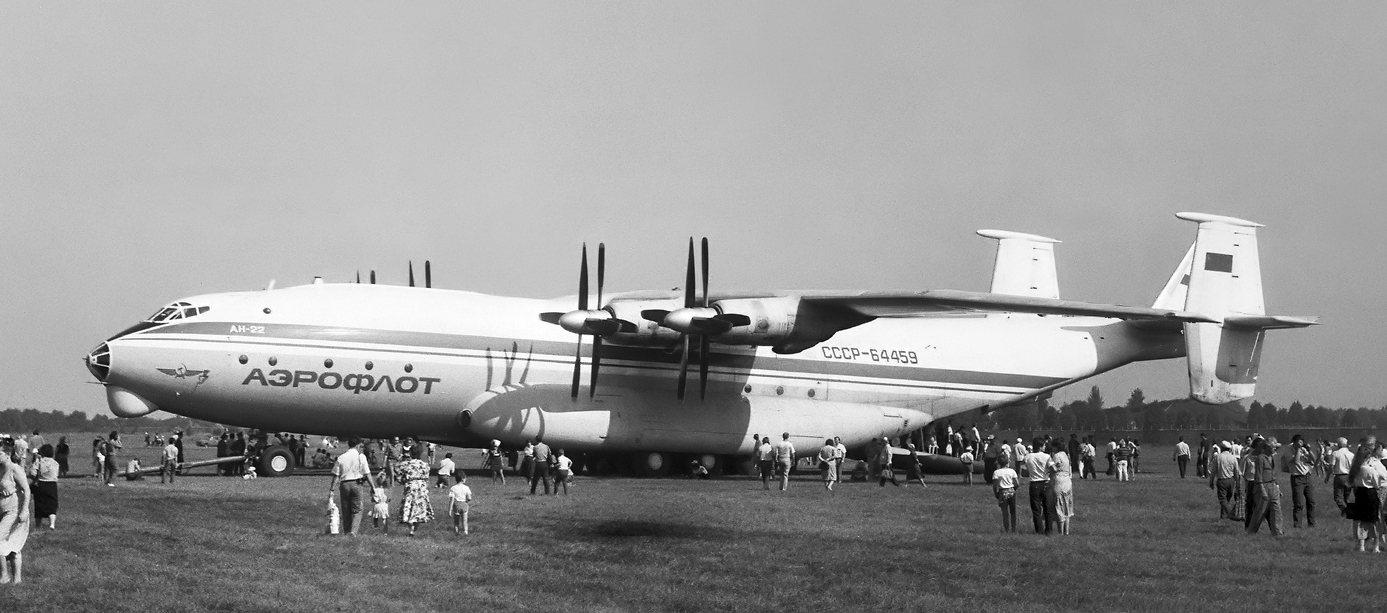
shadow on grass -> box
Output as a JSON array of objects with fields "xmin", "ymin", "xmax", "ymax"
[{"xmin": 584, "ymin": 519, "xmax": 709, "ymax": 539}]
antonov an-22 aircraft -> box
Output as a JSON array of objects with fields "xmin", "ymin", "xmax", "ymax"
[{"xmin": 85, "ymin": 212, "xmax": 1316, "ymax": 476}]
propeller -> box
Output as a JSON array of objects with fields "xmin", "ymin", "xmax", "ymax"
[
  {"xmin": 590, "ymin": 244, "xmax": 605, "ymax": 398},
  {"xmin": 641, "ymin": 238, "xmax": 749, "ymax": 400},
  {"xmin": 538, "ymin": 243, "xmax": 622, "ymax": 399}
]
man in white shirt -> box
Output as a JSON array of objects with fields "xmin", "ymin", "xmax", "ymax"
[
  {"xmin": 1288, "ymin": 434, "xmax": 1317, "ymax": 528},
  {"xmin": 1330, "ymin": 437, "xmax": 1354, "ymax": 516},
  {"xmin": 1208, "ymin": 441, "xmax": 1243, "ymax": 520},
  {"xmin": 833, "ymin": 437, "xmax": 848, "ymax": 483},
  {"xmin": 1173, "ymin": 436, "xmax": 1192, "ymax": 479},
  {"xmin": 1022, "ymin": 438, "xmax": 1054, "ymax": 535},
  {"xmin": 435, "ymin": 453, "xmax": 455, "ymax": 489},
  {"xmin": 774, "ymin": 432, "xmax": 796, "ymax": 491},
  {"xmin": 330, "ymin": 437, "xmax": 379, "ymax": 536},
  {"xmin": 160, "ymin": 437, "xmax": 179, "ymax": 484},
  {"xmin": 1010, "ymin": 438, "xmax": 1028, "ymax": 471}
]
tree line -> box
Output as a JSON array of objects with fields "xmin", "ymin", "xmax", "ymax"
[
  {"xmin": 984, "ymin": 386, "xmax": 1387, "ymax": 433},
  {"xmin": 0, "ymin": 407, "xmax": 217, "ymax": 436}
]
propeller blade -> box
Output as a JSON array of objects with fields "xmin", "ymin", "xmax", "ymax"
[
  {"xmin": 425, "ymin": 260, "xmax": 432, "ymax": 288},
  {"xmin": 370, "ymin": 270, "xmax": 376, "ymax": 284},
  {"xmin": 701, "ymin": 237, "xmax": 709, "ymax": 308},
  {"xmin": 409, "ymin": 261, "xmax": 415, "ymax": 287},
  {"xmin": 589, "ymin": 243, "xmax": 606, "ymax": 398},
  {"xmin": 684, "ymin": 238, "xmax": 695, "ymax": 309},
  {"xmin": 641, "ymin": 309, "xmax": 671, "ymax": 323},
  {"xmin": 589, "ymin": 336, "xmax": 602, "ymax": 398},
  {"xmin": 571, "ymin": 335, "xmax": 583, "ymax": 399},
  {"xmin": 677, "ymin": 335, "xmax": 690, "ymax": 400},
  {"xmin": 596, "ymin": 243, "xmax": 605, "ymax": 307},
  {"xmin": 578, "ymin": 244, "xmax": 589, "ymax": 311},
  {"xmin": 699, "ymin": 335, "xmax": 710, "ymax": 400}
]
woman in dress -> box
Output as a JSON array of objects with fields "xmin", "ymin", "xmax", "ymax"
[
  {"xmin": 817, "ymin": 439, "xmax": 837, "ymax": 491},
  {"xmin": 1346, "ymin": 438, "xmax": 1386, "ymax": 552},
  {"xmin": 398, "ymin": 446, "xmax": 434, "ymax": 536},
  {"xmin": 481, "ymin": 440, "xmax": 506, "ymax": 485},
  {"xmin": 0, "ymin": 440, "xmax": 33, "ymax": 584},
  {"xmin": 1047, "ymin": 440, "xmax": 1074, "ymax": 535},
  {"xmin": 28, "ymin": 445, "xmax": 59, "ymax": 531}
]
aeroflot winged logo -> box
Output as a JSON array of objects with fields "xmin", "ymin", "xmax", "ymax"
[{"xmin": 157, "ymin": 365, "xmax": 210, "ymax": 384}]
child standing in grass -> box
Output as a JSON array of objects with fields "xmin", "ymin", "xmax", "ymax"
[
  {"xmin": 449, "ymin": 475, "xmax": 473, "ymax": 535},
  {"xmin": 992, "ymin": 455, "xmax": 1018, "ymax": 533},
  {"xmin": 370, "ymin": 488, "xmax": 391, "ymax": 534},
  {"xmin": 553, "ymin": 449, "xmax": 573, "ymax": 494},
  {"xmin": 960, "ymin": 447, "xmax": 975, "ymax": 485}
]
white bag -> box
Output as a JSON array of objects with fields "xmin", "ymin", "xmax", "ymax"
[{"xmin": 327, "ymin": 497, "xmax": 341, "ymax": 535}]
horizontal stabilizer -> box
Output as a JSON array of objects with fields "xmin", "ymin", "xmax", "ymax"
[{"xmin": 1223, "ymin": 315, "xmax": 1320, "ymax": 330}]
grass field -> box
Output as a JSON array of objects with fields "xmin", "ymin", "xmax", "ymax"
[{"xmin": 0, "ymin": 455, "xmax": 1376, "ymax": 613}]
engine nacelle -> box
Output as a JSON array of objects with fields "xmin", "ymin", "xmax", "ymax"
[
  {"xmin": 604, "ymin": 299, "xmax": 684, "ymax": 347},
  {"xmin": 709, "ymin": 298, "xmax": 798, "ymax": 346}
]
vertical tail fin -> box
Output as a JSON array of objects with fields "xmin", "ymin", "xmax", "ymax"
[
  {"xmin": 1151, "ymin": 244, "xmax": 1194, "ymax": 311},
  {"xmin": 1177, "ymin": 212, "xmax": 1267, "ymax": 404},
  {"xmin": 976, "ymin": 230, "xmax": 1060, "ymax": 299}
]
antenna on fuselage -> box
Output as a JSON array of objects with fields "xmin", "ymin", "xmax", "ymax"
[
  {"xmin": 425, "ymin": 260, "xmax": 431, "ymax": 288},
  {"xmin": 370, "ymin": 270, "xmax": 376, "ymax": 284},
  {"xmin": 355, "ymin": 270, "xmax": 361, "ymax": 284},
  {"xmin": 409, "ymin": 261, "xmax": 415, "ymax": 287}
]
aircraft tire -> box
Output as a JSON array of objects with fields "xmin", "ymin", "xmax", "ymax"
[
  {"xmin": 631, "ymin": 451, "xmax": 670, "ymax": 477},
  {"xmin": 259, "ymin": 445, "xmax": 296, "ymax": 478},
  {"xmin": 697, "ymin": 453, "xmax": 719, "ymax": 474}
]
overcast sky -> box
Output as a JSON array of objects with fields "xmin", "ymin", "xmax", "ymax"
[{"xmin": 2, "ymin": 2, "xmax": 1382, "ymax": 415}]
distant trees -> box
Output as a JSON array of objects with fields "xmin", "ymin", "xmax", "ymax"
[
  {"xmin": 980, "ymin": 385, "xmax": 1387, "ymax": 433},
  {"xmin": 0, "ymin": 407, "xmax": 214, "ymax": 435}
]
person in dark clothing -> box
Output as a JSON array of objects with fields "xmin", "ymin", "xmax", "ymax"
[
  {"xmin": 1067, "ymin": 434, "xmax": 1081, "ymax": 477},
  {"xmin": 216, "ymin": 434, "xmax": 229, "ymax": 476},
  {"xmin": 231, "ymin": 432, "xmax": 247, "ymax": 476}
]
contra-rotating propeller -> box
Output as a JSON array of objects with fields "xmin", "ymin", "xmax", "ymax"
[
  {"xmin": 538, "ymin": 243, "xmax": 630, "ymax": 399},
  {"xmin": 641, "ymin": 238, "xmax": 749, "ymax": 401}
]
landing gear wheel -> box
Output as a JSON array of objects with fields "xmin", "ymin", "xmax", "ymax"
[
  {"xmin": 631, "ymin": 451, "xmax": 671, "ymax": 477},
  {"xmin": 698, "ymin": 453, "xmax": 719, "ymax": 474},
  {"xmin": 259, "ymin": 445, "xmax": 295, "ymax": 477}
]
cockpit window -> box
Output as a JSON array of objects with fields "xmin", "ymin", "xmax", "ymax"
[{"xmin": 145, "ymin": 302, "xmax": 211, "ymax": 323}]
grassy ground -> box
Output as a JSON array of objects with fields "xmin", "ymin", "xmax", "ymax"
[{"xmin": 0, "ymin": 460, "xmax": 1373, "ymax": 613}]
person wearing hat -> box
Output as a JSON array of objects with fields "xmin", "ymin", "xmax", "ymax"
[{"xmin": 481, "ymin": 440, "xmax": 506, "ymax": 485}]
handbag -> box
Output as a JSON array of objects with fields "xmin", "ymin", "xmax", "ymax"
[
  {"xmin": 880, "ymin": 467, "xmax": 895, "ymax": 480},
  {"xmin": 818, "ymin": 460, "xmax": 830, "ymax": 471}
]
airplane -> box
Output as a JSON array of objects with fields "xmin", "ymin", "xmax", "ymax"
[{"xmin": 84, "ymin": 212, "xmax": 1317, "ymax": 477}]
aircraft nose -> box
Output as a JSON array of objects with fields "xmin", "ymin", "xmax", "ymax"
[{"xmin": 86, "ymin": 342, "xmax": 111, "ymax": 382}]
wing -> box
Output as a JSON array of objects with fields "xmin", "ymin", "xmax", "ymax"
[
  {"xmin": 794, "ymin": 289, "xmax": 1220, "ymax": 323},
  {"xmin": 156, "ymin": 368, "xmax": 179, "ymax": 376}
]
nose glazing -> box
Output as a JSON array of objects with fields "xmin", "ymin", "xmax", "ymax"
[{"xmin": 86, "ymin": 342, "xmax": 111, "ymax": 382}]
